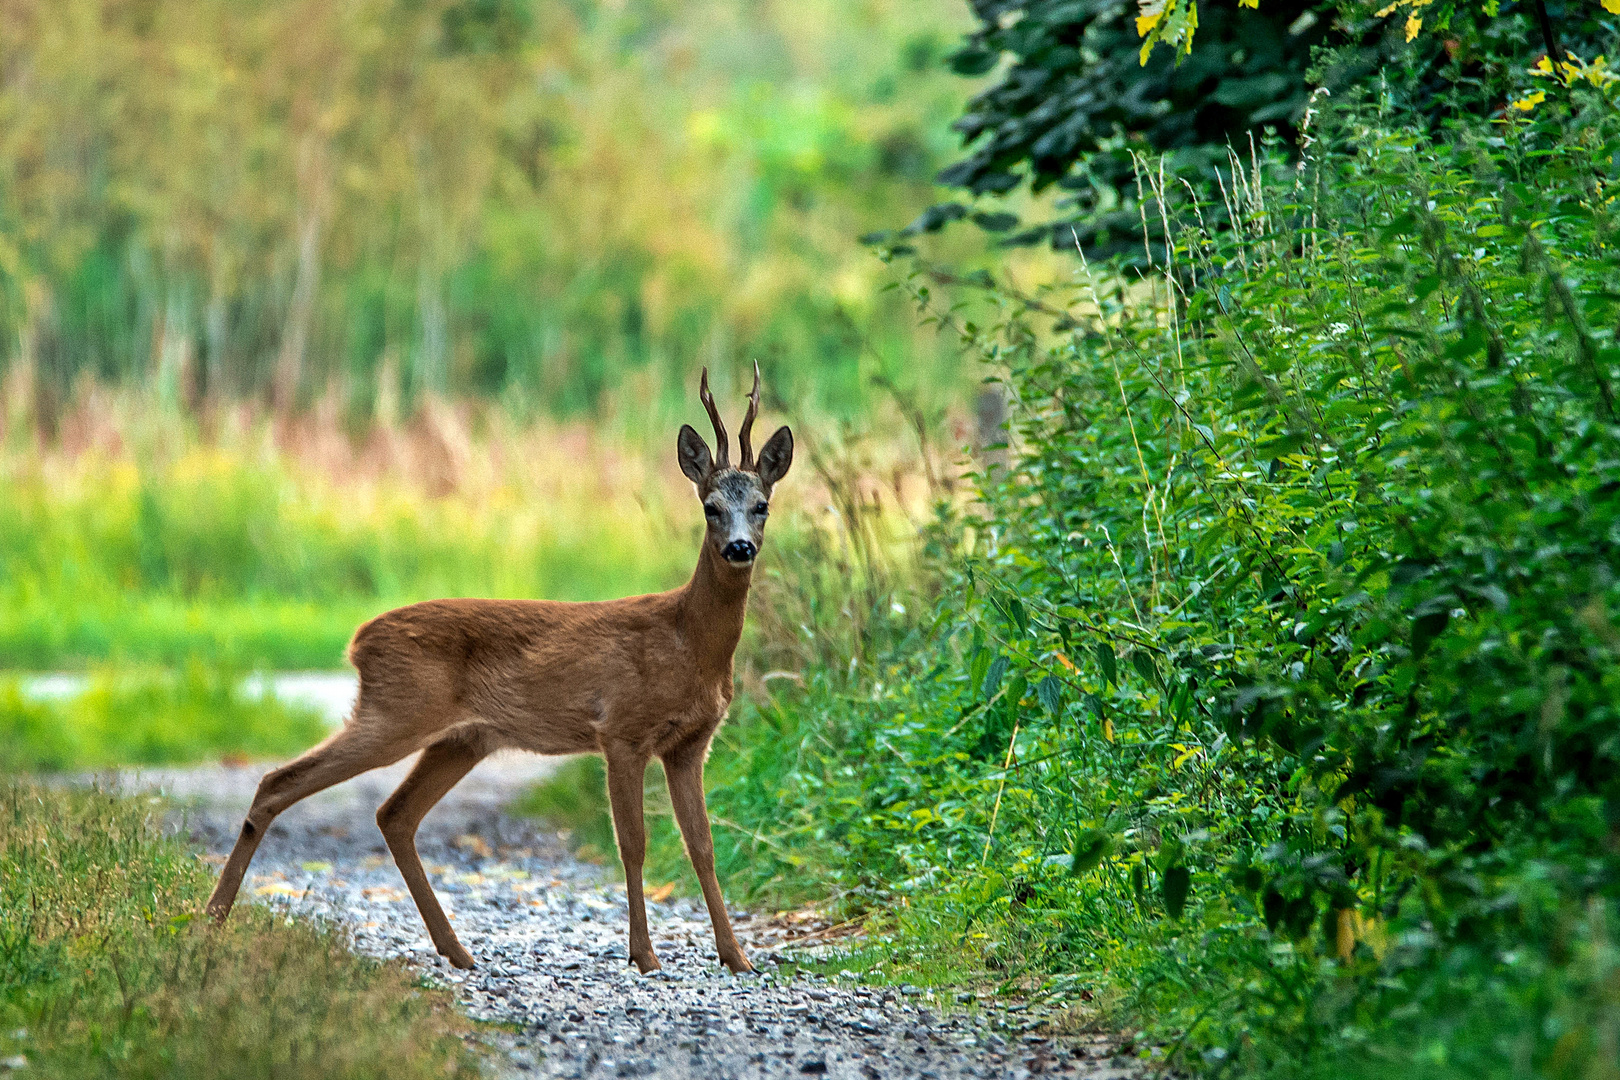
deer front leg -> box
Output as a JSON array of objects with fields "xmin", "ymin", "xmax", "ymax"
[
  {"xmin": 602, "ymin": 744, "xmax": 660, "ymax": 974},
  {"xmin": 663, "ymin": 739, "xmax": 752, "ymax": 974}
]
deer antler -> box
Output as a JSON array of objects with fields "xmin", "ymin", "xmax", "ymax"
[
  {"xmin": 699, "ymin": 367, "xmax": 729, "ymax": 468},
  {"xmin": 738, "ymin": 361, "xmax": 762, "ymax": 470}
]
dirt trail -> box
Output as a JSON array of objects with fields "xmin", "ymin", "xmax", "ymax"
[{"xmin": 110, "ymin": 754, "xmax": 1140, "ymax": 1080}]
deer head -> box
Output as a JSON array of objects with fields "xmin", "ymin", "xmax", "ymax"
[{"xmin": 676, "ymin": 362, "xmax": 793, "ymax": 567}]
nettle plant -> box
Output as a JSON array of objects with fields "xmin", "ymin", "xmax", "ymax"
[{"xmin": 879, "ymin": 86, "xmax": 1620, "ymax": 1067}]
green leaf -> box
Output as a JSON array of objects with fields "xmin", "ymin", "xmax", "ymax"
[
  {"xmin": 1131, "ymin": 650, "xmax": 1161, "ymax": 688},
  {"xmin": 1036, "ymin": 675, "xmax": 1063, "ymax": 715},
  {"xmin": 1069, "ymin": 828, "xmax": 1115, "ymax": 875},
  {"xmin": 982, "ymin": 655, "xmax": 1008, "ymax": 699},
  {"xmin": 1007, "ymin": 597, "xmax": 1029, "ymax": 636},
  {"xmin": 1095, "ymin": 642, "xmax": 1117, "ymax": 687}
]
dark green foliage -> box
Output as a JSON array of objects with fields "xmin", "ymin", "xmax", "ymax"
[
  {"xmin": 441, "ymin": 0, "xmax": 535, "ymax": 55},
  {"xmin": 910, "ymin": 0, "xmax": 1620, "ymax": 261},
  {"xmin": 939, "ymin": 0, "xmax": 1330, "ymax": 196}
]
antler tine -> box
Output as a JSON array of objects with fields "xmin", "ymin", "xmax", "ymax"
[
  {"xmin": 699, "ymin": 367, "xmax": 729, "ymax": 467},
  {"xmin": 738, "ymin": 361, "xmax": 762, "ymax": 470}
]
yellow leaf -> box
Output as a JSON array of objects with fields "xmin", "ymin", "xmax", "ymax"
[
  {"xmin": 1405, "ymin": 13, "xmax": 1422, "ymax": 40},
  {"xmin": 1053, "ymin": 651, "xmax": 1077, "ymax": 673},
  {"xmin": 1336, "ymin": 909, "xmax": 1356, "ymax": 961},
  {"xmin": 1103, "ymin": 718, "xmax": 1115, "ymax": 742},
  {"xmin": 1533, "ymin": 56, "xmax": 1553, "ymax": 75},
  {"xmin": 1172, "ymin": 746, "xmax": 1200, "ymax": 769},
  {"xmin": 1511, "ymin": 90, "xmax": 1546, "ymax": 111},
  {"xmin": 1239, "ymin": 0, "xmax": 1258, "ymax": 7},
  {"xmin": 253, "ymin": 883, "xmax": 307, "ymax": 899},
  {"xmin": 1135, "ymin": 11, "xmax": 1162, "ymax": 36},
  {"xmin": 1374, "ymin": 1, "xmax": 1400, "ymax": 16},
  {"xmin": 1605, "ymin": 0, "xmax": 1620, "ymax": 14}
]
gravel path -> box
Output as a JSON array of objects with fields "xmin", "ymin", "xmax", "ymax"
[{"xmin": 110, "ymin": 753, "xmax": 1141, "ymax": 1080}]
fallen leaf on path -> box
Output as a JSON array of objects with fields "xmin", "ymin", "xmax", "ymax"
[
  {"xmin": 254, "ymin": 883, "xmax": 307, "ymax": 899},
  {"xmin": 648, "ymin": 882, "xmax": 676, "ymax": 902},
  {"xmin": 454, "ymin": 834, "xmax": 493, "ymax": 858}
]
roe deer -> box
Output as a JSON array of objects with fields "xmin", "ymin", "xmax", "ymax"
[{"xmin": 205, "ymin": 365, "xmax": 792, "ymax": 974}]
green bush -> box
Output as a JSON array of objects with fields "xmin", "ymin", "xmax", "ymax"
[
  {"xmin": 708, "ymin": 80, "xmax": 1620, "ymax": 1075},
  {"xmin": 909, "ymin": 0, "xmax": 1618, "ymax": 260}
]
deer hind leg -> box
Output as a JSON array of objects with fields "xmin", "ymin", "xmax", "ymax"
[
  {"xmin": 663, "ymin": 738, "xmax": 752, "ymax": 974},
  {"xmin": 376, "ymin": 735, "xmax": 487, "ymax": 970},
  {"xmin": 602, "ymin": 742, "xmax": 660, "ymax": 973},
  {"xmin": 206, "ymin": 726, "xmax": 403, "ymax": 921}
]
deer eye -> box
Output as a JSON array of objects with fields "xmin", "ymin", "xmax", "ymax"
[
  {"xmin": 704, "ymin": 505, "xmax": 721, "ymax": 519},
  {"xmin": 753, "ymin": 502, "xmax": 769, "ymax": 515}
]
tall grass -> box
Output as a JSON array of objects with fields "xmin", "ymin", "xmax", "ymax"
[
  {"xmin": 0, "ymin": 391, "xmax": 698, "ymax": 668},
  {"xmin": 0, "ymin": 778, "xmax": 478, "ymax": 1078}
]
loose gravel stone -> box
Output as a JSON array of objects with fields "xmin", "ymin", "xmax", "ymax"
[{"xmin": 102, "ymin": 753, "xmax": 1142, "ymax": 1079}]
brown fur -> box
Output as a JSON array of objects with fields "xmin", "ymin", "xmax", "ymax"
[{"xmin": 204, "ymin": 370, "xmax": 792, "ymax": 975}]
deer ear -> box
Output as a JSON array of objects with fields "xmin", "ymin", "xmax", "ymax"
[
  {"xmin": 677, "ymin": 424, "xmax": 713, "ymax": 484},
  {"xmin": 757, "ymin": 425, "xmax": 793, "ymax": 488}
]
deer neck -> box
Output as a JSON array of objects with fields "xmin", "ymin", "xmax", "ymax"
[{"xmin": 680, "ymin": 543, "xmax": 753, "ymax": 676}]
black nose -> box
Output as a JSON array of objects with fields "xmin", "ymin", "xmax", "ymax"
[{"xmin": 722, "ymin": 540, "xmax": 757, "ymax": 563}]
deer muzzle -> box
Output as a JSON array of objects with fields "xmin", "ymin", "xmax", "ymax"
[{"xmin": 721, "ymin": 539, "xmax": 757, "ymax": 564}]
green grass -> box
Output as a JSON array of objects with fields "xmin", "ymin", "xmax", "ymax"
[
  {"xmin": 0, "ymin": 597, "xmax": 373, "ymax": 671},
  {"xmin": 0, "ymin": 432, "xmax": 694, "ymax": 669},
  {"xmin": 0, "ymin": 665, "xmax": 328, "ymax": 771},
  {"xmin": 0, "ymin": 778, "xmax": 478, "ymax": 1079}
]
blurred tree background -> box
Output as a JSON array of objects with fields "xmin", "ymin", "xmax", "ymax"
[{"xmin": 0, "ymin": 0, "xmax": 984, "ymax": 425}]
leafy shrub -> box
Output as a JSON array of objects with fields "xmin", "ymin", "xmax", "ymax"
[
  {"xmin": 713, "ymin": 79, "xmax": 1620, "ymax": 1075},
  {"xmin": 916, "ymin": 0, "xmax": 1617, "ymax": 258}
]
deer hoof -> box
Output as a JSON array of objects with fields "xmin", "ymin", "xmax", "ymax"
[
  {"xmin": 632, "ymin": 953, "xmax": 663, "ymax": 974},
  {"xmin": 721, "ymin": 954, "xmax": 755, "ymax": 975},
  {"xmin": 443, "ymin": 942, "xmax": 476, "ymax": 970}
]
